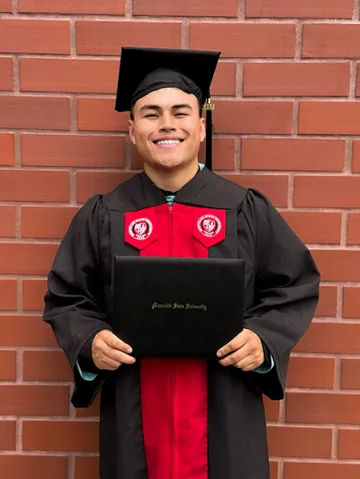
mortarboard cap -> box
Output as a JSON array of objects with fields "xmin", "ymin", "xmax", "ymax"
[{"xmin": 115, "ymin": 47, "xmax": 221, "ymax": 171}]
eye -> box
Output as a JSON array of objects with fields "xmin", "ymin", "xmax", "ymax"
[
  {"xmin": 144, "ymin": 113, "xmax": 158, "ymax": 118},
  {"xmin": 175, "ymin": 112, "xmax": 188, "ymax": 117}
]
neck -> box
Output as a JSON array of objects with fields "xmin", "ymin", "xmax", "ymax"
[{"xmin": 144, "ymin": 161, "xmax": 199, "ymax": 192}]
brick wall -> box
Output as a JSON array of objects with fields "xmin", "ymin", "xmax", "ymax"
[{"xmin": 1, "ymin": 1, "xmax": 360, "ymax": 478}]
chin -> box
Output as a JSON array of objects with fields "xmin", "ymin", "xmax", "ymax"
[{"xmin": 151, "ymin": 157, "xmax": 189, "ymax": 170}]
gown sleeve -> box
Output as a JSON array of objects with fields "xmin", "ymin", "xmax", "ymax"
[
  {"xmin": 239, "ymin": 189, "xmax": 321, "ymax": 400},
  {"xmin": 43, "ymin": 194, "xmax": 112, "ymax": 407}
]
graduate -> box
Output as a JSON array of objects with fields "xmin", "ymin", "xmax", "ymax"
[{"xmin": 43, "ymin": 47, "xmax": 321, "ymax": 479}]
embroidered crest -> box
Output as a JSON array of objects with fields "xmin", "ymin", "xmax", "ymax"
[
  {"xmin": 128, "ymin": 217, "xmax": 153, "ymax": 241},
  {"xmin": 197, "ymin": 214, "xmax": 222, "ymax": 238}
]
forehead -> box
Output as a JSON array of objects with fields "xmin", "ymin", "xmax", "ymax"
[{"xmin": 134, "ymin": 87, "xmax": 198, "ymax": 110}]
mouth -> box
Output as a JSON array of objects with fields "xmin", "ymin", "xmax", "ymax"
[{"xmin": 153, "ymin": 138, "xmax": 184, "ymax": 149}]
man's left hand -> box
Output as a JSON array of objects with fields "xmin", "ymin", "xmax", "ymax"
[{"xmin": 217, "ymin": 329, "xmax": 264, "ymax": 371}]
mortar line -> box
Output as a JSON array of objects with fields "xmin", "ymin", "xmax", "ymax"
[
  {"xmin": 349, "ymin": 61, "xmax": 357, "ymax": 99},
  {"xmin": 125, "ymin": 0, "xmax": 133, "ymax": 17},
  {"xmin": 353, "ymin": 0, "xmax": 360, "ymax": 21},
  {"xmin": 238, "ymin": 0, "xmax": 246, "ymax": 20}
]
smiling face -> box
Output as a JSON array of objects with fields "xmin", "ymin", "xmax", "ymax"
[{"xmin": 129, "ymin": 87, "xmax": 206, "ymax": 172}]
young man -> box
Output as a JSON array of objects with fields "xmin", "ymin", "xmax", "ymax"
[{"xmin": 43, "ymin": 47, "xmax": 320, "ymax": 479}]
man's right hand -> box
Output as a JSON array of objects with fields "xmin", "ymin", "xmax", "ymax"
[{"xmin": 92, "ymin": 330, "xmax": 135, "ymax": 371}]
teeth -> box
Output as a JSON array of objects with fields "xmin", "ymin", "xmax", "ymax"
[{"xmin": 156, "ymin": 140, "xmax": 181, "ymax": 145}]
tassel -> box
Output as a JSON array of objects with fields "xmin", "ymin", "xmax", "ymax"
[
  {"xmin": 203, "ymin": 97, "xmax": 215, "ymax": 171},
  {"xmin": 205, "ymin": 108, "xmax": 212, "ymax": 171}
]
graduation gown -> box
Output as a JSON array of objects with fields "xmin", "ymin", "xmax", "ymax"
[{"xmin": 43, "ymin": 166, "xmax": 320, "ymax": 479}]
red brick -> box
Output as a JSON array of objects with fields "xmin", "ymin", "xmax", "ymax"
[
  {"xmin": 0, "ymin": 96, "xmax": 70, "ymax": 130},
  {"xmin": 0, "ymin": 279, "xmax": 17, "ymax": 310},
  {"xmin": 343, "ymin": 287, "xmax": 360, "ymax": 319},
  {"xmin": 294, "ymin": 176, "xmax": 360, "ymax": 208},
  {"xmin": 351, "ymin": 140, "xmax": 360, "ymax": 173},
  {"xmin": 214, "ymin": 101, "xmax": 293, "ymax": 134},
  {"xmin": 76, "ymin": 171, "xmax": 134, "ymax": 204},
  {"xmin": 23, "ymin": 421, "xmax": 98, "ymax": 452},
  {"xmin": 211, "ymin": 62, "xmax": 237, "ymax": 96},
  {"xmin": 222, "ymin": 174, "xmax": 288, "ymax": 207},
  {"xmin": 0, "ymin": 133, "xmax": 14, "ymax": 165},
  {"xmin": 246, "ymin": 0, "xmax": 353, "ymax": 19},
  {"xmin": 0, "ymin": 315, "xmax": 57, "ymax": 347},
  {"xmin": 22, "ymin": 134, "xmax": 125, "ymax": 168},
  {"xmin": 22, "ymin": 206, "xmax": 78, "ymax": 240},
  {"xmin": 76, "ymin": 394, "xmax": 100, "ymax": 418},
  {"xmin": 338, "ymin": 429, "xmax": 360, "ymax": 459},
  {"xmin": 356, "ymin": 65, "xmax": 360, "ymax": 97},
  {"xmin": 22, "ymin": 279, "xmax": 47, "ymax": 311},
  {"xmin": 0, "ymin": 243, "xmax": 58, "ymax": 275},
  {"xmin": 295, "ymin": 322, "xmax": 360, "ymax": 354},
  {"xmin": 20, "ymin": 58, "xmax": 119, "ymax": 94},
  {"xmin": 77, "ymin": 98, "xmax": 129, "ymax": 132},
  {"xmin": 0, "ymin": 57, "xmax": 13, "ymax": 90},
  {"xmin": 0, "ymin": 351, "xmax": 17, "ymax": 380},
  {"xmin": 134, "ymin": 0, "xmax": 237, "ymax": 16},
  {"xmin": 23, "ymin": 350, "xmax": 72, "ymax": 382},
  {"xmin": 244, "ymin": 62, "xmax": 349, "ymax": 97},
  {"xmin": 303, "ymin": 24, "xmax": 360, "ymax": 59},
  {"xmin": 287, "ymin": 391, "xmax": 360, "ymax": 424},
  {"xmin": 130, "ymin": 144, "xmax": 145, "ymax": 169},
  {"xmin": 0, "ymin": 456, "xmax": 67, "ymax": 479},
  {"xmin": 76, "ymin": 21, "xmax": 181, "ymax": 55},
  {"xmin": 199, "ymin": 138, "xmax": 235, "ymax": 171},
  {"xmin": 284, "ymin": 462, "xmax": 360, "ymax": 479},
  {"xmin": 221, "ymin": 174, "xmax": 288, "ymax": 207},
  {"xmin": 0, "ymin": 19, "xmax": 69, "ymax": 54},
  {"xmin": 267, "ymin": 425, "xmax": 332, "ymax": 458},
  {"xmin": 241, "ymin": 138, "xmax": 345, "ymax": 172},
  {"xmin": 299, "ymin": 101, "xmax": 360, "ymax": 135},
  {"xmin": 287, "ymin": 357, "xmax": 335, "ymax": 389},
  {"xmin": 316, "ymin": 285, "xmax": 338, "ymax": 317},
  {"xmin": 0, "ymin": 205, "xmax": 16, "ymax": 237},
  {"xmin": 270, "ymin": 462, "xmax": 278, "ymax": 479},
  {"xmin": 341, "ymin": 359, "xmax": 360, "ymax": 390},
  {"xmin": 19, "ymin": 0, "xmax": 125, "ymax": 14},
  {"xmin": 311, "ymin": 250, "xmax": 360, "ymax": 282},
  {"xmin": 190, "ymin": 23, "xmax": 296, "ymax": 58},
  {"xmin": 0, "ymin": 170, "xmax": 69, "ymax": 202},
  {"xmin": 281, "ymin": 211, "xmax": 341, "ymax": 244},
  {"xmin": 75, "ymin": 456, "xmax": 99, "ymax": 479},
  {"xmin": 0, "ymin": 421, "xmax": 16, "ymax": 450},
  {"xmin": 348, "ymin": 213, "xmax": 360, "ymax": 245},
  {"xmin": 0, "ymin": 0, "xmax": 12, "ymax": 11},
  {"xmin": 264, "ymin": 396, "xmax": 280, "ymax": 421},
  {"xmin": 0, "ymin": 385, "xmax": 69, "ymax": 415}
]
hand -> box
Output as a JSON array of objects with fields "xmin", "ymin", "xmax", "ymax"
[
  {"xmin": 92, "ymin": 329, "xmax": 135, "ymax": 371},
  {"xmin": 217, "ymin": 329, "xmax": 264, "ymax": 371}
]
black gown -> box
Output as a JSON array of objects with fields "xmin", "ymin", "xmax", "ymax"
[{"xmin": 43, "ymin": 166, "xmax": 320, "ymax": 479}]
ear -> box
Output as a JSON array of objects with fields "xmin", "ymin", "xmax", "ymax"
[
  {"xmin": 128, "ymin": 119, "xmax": 136, "ymax": 145},
  {"xmin": 199, "ymin": 117, "xmax": 206, "ymax": 143}
]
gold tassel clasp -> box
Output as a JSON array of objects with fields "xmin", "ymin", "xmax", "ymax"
[{"xmin": 202, "ymin": 97, "xmax": 215, "ymax": 111}]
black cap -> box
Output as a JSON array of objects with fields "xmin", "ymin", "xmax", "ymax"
[{"xmin": 115, "ymin": 47, "xmax": 221, "ymax": 170}]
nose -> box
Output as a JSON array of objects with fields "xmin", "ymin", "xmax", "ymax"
[{"xmin": 159, "ymin": 112, "xmax": 176, "ymax": 132}]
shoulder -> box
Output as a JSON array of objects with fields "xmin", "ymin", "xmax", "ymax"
[
  {"xmin": 69, "ymin": 194, "xmax": 111, "ymax": 233},
  {"xmin": 208, "ymin": 171, "xmax": 277, "ymax": 212},
  {"xmin": 76, "ymin": 194, "xmax": 107, "ymax": 218},
  {"xmin": 201, "ymin": 170, "xmax": 249, "ymax": 209},
  {"xmin": 102, "ymin": 173, "xmax": 143, "ymax": 211},
  {"xmin": 239, "ymin": 187, "xmax": 277, "ymax": 215},
  {"xmin": 237, "ymin": 187, "xmax": 284, "ymax": 243}
]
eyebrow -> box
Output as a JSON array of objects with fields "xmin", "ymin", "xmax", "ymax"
[{"xmin": 139, "ymin": 104, "xmax": 193, "ymax": 113}]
